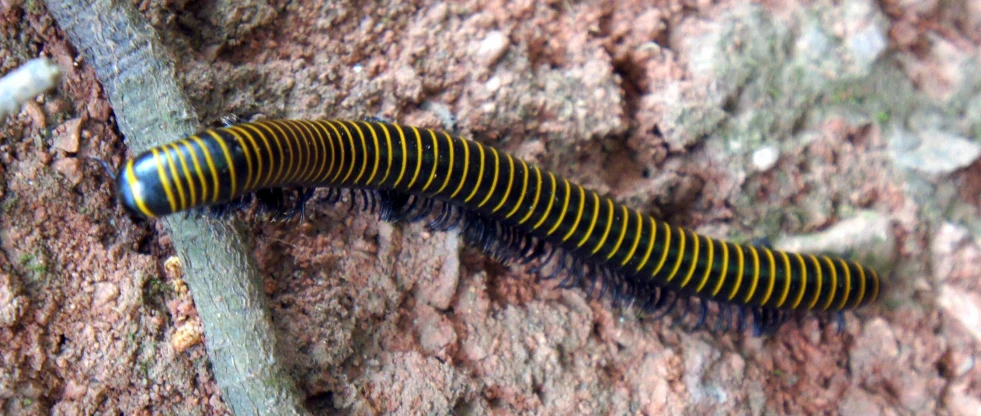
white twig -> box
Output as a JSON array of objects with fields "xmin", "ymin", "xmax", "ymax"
[{"xmin": 0, "ymin": 58, "xmax": 63, "ymax": 121}]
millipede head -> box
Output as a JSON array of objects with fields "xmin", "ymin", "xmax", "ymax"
[{"xmin": 115, "ymin": 158, "xmax": 167, "ymax": 218}]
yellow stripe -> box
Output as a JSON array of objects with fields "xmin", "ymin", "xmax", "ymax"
[
  {"xmin": 727, "ymin": 244, "xmax": 745, "ymax": 300},
  {"xmin": 391, "ymin": 123, "xmax": 408, "ymax": 188},
  {"xmin": 256, "ymin": 122, "xmax": 286, "ymax": 185},
  {"xmin": 651, "ymin": 221, "xmax": 672, "ymax": 276},
  {"xmin": 465, "ymin": 142, "xmax": 486, "ymax": 204},
  {"xmin": 711, "ymin": 241, "xmax": 729, "ymax": 296},
  {"xmin": 836, "ymin": 259, "xmax": 852, "ymax": 311},
  {"xmin": 298, "ymin": 120, "xmax": 318, "ymax": 183},
  {"xmin": 376, "ymin": 123, "xmax": 394, "ymax": 186},
  {"xmin": 758, "ymin": 248, "xmax": 776, "ymax": 306},
  {"xmin": 226, "ymin": 128, "xmax": 256, "ymax": 190},
  {"xmin": 526, "ymin": 169, "xmax": 552, "ymax": 227},
  {"xmin": 677, "ymin": 232, "xmax": 700, "ymax": 288},
  {"xmin": 162, "ymin": 145, "xmax": 187, "ymax": 210},
  {"xmin": 267, "ymin": 121, "xmax": 292, "ymax": 182},
  {"xmin": 692, "ymin": 236, "xmax": 715, "ymax": 292},
  {"xmin": 355, "ymin": 121, "xmax": 378, "ymax": 185},
  {"xmin": 566, "ymin": 186, "xmax": 590, "ymax": 244},
  {"xmin": 286, "ymin": 121, "xmax": 310, "ymax": 184},
  {"xmin": 269, "ymin": 121, "xmax": 296, "ymax": 183},
  {"xmin": 591, "ymin": 199, "xmax": 616, "ymax": 255},
  {"xmin": 774, "ymin": 251, "xmax": 793, "ymax": 308},
  {"xmin": 242, "ymin": 123, "xmax": 273, "ymax": 187},
  {"xmin": 406, "ymin": 126, "xmax": 425, "ymax": 189},
  {"xmin": 606, "ymin": 205, "xmax": 630, "ymax": 260},
  {"xmin": 478, "ymin": 146, "xmax": 500, "ymax": 209},
  {"xmin": 342, "ymin": 121, "xmax": 364, "ymax": 184},
  {"xmin": 512, "ymin": 161, "xmax": 535, "ymax": 222},
  {"xmin": 125, "ymin": 161, "xmax": 154, "ymax": 217},
  {"xmin": 821, "ymin": 256, "xmax": 838, "ymax": 311},
  {"xmin": 299, "ymin": 120, "xmax": 327, "ymax": 185},
  {"xmin": 807, "ymin": 255, "xmax": 823, "ymax": 309},
  {"xmin": 227, "ymin": 127, "xmax": 259, "ymax": 191},
  {"xmin": 340, "ymin": 122, "xmax": 368, "ymax": 185},
  {"xmin": 743, "ymin": 246, "xmax": 760, "ymax": 303},
  {"xmin": 302, "ymin": 120, "xmax": 323, "ymax": 183},
  {"xmin": 790, "ymin": 253, "xmax": 808, "ymax": 309},
  {"xmin": 195, "ymin": 135, "xmax": 221, "ymax": 202},
  {"xmin": 171, "ymin": 142, "xmax": 198, "ymax": 207},
  {"xmin": 282, "ymin": 120, "xmax": 313, "ymax": 184},
  {"xmin": 544, "ymin": 178, "xmax": 571, "ymax": 236},
  {"xmin": 290, "ymin": 120, "xmax": 310, "ymax": 183},
  {"xmin": 635, "ymin": 217, "xmax": 657, "ymax": 272},
  {"xmin": 211, "ymin": 131, "xmax": 238, "ymax": 197},
  {"xmin": 491, "ymin": 150, "xmax": 513, "ymax": 213},
  {"xmin": 420, "ymin": 128, "xmax": 440, "ymax": 191},
  {"xmin": 306, "ymin": 120, "xmax": 327, "ymax": 184},
  {"xmin": 621, "ymin": 210, "xmax": 643, "ymax": 266},
  {"xmin": 317, "ymin": 121, "xmax": 341, "ymax": 184},
  {"xmin": 854, "ymin": 261, "xmax": 867, "ymax": 309},
  {"xmin": 335, "ymin": 121, "xmax": 358, "ymax": 185},
  {"xmin": 448, "ymin": 133, "xmax": 470, "ymax": 199},
  {"xmin": 665, "ymin": 227, "xmax": 688, "ymax": 282},
  {"xmin": 185, "ymin": 136, "xmax": 212, "ymax": 202}
]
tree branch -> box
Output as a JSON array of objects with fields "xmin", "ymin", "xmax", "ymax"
[{"xmin": 43, "ymin": 1, "xmax": 308, "ymax": 414}]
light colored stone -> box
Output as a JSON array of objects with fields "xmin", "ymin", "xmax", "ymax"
[
  {"xmin": 476, "ymin": 31, "xmax": 510, "ymax": 67},
  {"xmin": 892, "ymin": 130, "xmax": 981, "ymax": 175},
  {"xmin": 751, "ymin": 145, "xmax": 779, "ymax": 172}
]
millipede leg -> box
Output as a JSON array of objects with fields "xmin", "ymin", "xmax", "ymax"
[
  {"xmin": 672, "ymin": 297, "xmax": 691, "ymax": 327},
  {"xmin": 394, "ymin": 195, "xmax": 419, "ymax": 222},
  {"xmin": 364, "ymin": 189, "xmax": 377, "ymax": 214},
  {"xmin": 428, "ymin": 203, "xmax": 452, "ymax": 229},
  {"xmin": 347, "ymin": 190, "xmax": 360, "ymax": 214},
  {"xmin": 584, "ymin": 268, "xmax": 600, "ymax": 299},
  {"xmin": 751, "ymin": 308, "xmax": 764, "ymax": 336},
  {"xmin": 712, "ymin": 303, "xmax": 730, "ymax": 333},
  {"xmin": 650, "ymin": 293, "xmax": 679, "ymax": 321},
  {"xmin": 519, "ymin": 240, "xmax": 545, "ymax": 264},
  {"xmin": 737, "ymin": 307, "xmax": 748, "ymax": 333},
  {"xmin": 324, "ymin": 188, "xmax": 342, "ymax": 204},
  {"xmin": 407, "ymin": 198, "xmax": 434, "ymax": 222},
  {"xmin": 559, "ymin": 258, "xmax": 585, "ymax": 289},
  {"xmin": 597, "ymin": 270, "xmax": 610, "ymax": 300},
  {"xmin": 692, "ymin": 299, "xmax": 709, "ymax": 330},
  {"xmin": 540, "ymin": 252, "xmax": 567, "ymax": 281},
  {"xmin": 528, "ymin": 246, "xmax": 557, "ymax": 275},
  {"xmin": 281, "ymin": 187, "xmax": 315, "ymax": 220},
  {"xmin": 720, "ymin": 304, "xmax": 733, "ymax": 333},
  {"xmin": 378, "ymin": 191, "xmax": 412, "ymax": 222},
  {"xmin": 641, "ymin": 288, "xmax": 661, "ymax": 313},
  {"xmin": 444, "ymin": 205, "xmax": 464, "ymax": 230}
]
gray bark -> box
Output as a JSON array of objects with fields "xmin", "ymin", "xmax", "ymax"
[{"xmin": 43, "ymin": 1, "xmax": 308, "ymax": 414}]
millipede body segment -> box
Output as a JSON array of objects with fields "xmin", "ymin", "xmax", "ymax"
[{"xmin": 116, "ymin": 119, "xmax": 880, "ymax": 323}]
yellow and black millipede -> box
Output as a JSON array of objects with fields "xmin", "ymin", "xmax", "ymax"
[{"xmin": 115, "ymin": 119, "xmax": 880, "ymax": 335}]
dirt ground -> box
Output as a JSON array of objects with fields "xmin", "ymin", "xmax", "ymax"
[{"xmin": 2, "ymin": 0, "xmax": 981, "ymax": 414}]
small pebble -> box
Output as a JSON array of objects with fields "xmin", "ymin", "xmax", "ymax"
[
  {"xmin": 53, "ymin": 117, "xmax": 84, "ymax": 153},
  {"xmin": 92, "ymin": 282, "xmax": 120, "ymax": 308},
  {"xmin": 172, "ymin": 321, "xmax": 203, "ymax": 353},
  {"xmin": 164, "ymin": 256, "xmax": 183, "ymax": 280},
  {"xmin": 476, "ymin": 31, "xmax": 510, "ymax": 67},
  {"xmin": 893, "ymin": 130, "xmax": 981, "ymax": 175},
  {"xmin": 52, "ymin": 158, "xmax": 83, "ymax": 185},
  {"xmin": 751, "ymin": 145, "xmax": 779, "ymax": 172}
]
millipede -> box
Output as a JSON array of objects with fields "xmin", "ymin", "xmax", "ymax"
[{"xmin": 115, "ymin": 119, "xmax": 881, "ymax": 335}]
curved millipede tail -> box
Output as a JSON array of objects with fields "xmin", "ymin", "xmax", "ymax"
[{"xmin": 116, "ymin": 119, "xmax": 881, "ymax": 335}]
